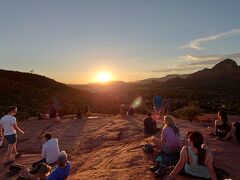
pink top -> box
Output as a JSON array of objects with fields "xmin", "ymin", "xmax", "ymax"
[{"xmin": 161, "ymin": 126, "xmax": 180, "ymax": 150}]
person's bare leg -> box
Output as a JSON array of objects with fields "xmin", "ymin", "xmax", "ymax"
[
  {"xmin": 6, "ymin": 144, "xmax": 14, "ymax": 162},
  {"xmin": 207, "ymin": 127, "xmax": 215, "ymax": 134},
  {"xmin": 152, "ymin": 137, "xmax": 162, "ymax": 147},
  {"xmin": 12, "ymin": 143, "xmax": 18, "ymax": 157},
  {"xmin": 223, "ymin": 124, "xmax": 236, "ymax": 141}
]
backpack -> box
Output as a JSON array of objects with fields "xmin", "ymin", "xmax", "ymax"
[
  {"xmin": 156, "ymin": 151, "xmax": 180, "ymax": 166},
  {"xmin": 142, "ymin": 144, "xmax": 154, "ymax": 153}
]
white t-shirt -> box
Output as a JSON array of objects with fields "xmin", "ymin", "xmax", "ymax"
[
  {"xmin": 41, "ymin": 138, "xmax": 60, "ymax": 164},
  {"xmin": 0, "ymin": 115, "xmax": 17, "ymax": 136}
]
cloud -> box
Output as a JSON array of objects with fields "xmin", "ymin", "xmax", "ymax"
[
  {"xmin": 151, "ymin": 64, "xmax": 205, "ymax": 73},
  {"xmin": 152, "ymin": 53, "xmax": 240, "ymax": 73},
  {"xmin": 181, "ymin": 28, "xmax": 240, "ymax": 49},
  {"xmin": 178, "ymin": 55, "xmax": 221, "ymax": 61},
  {"xmin": 178, "ymin": 53, "xmax": 240, "ymax": 65}
]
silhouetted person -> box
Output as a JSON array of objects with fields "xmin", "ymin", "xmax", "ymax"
[
  {"xmin": 84, "ymin": 104, "xmax": 89, "ymax": 117},
  {"xmin": 144, "ymin": 112, "xmax": 160, "ymax": 135},
  {"xmin": 120, "ymin": 104, "xmax": 126, "ymax": 115},
  {"xmin": 50, "ymin": 107, "xmax": 58, "ymax": 119},
  {"xmin": 76, "ymin": 108, "xmax": 83, "ymax": 119},
  {"xmin": 127, "ymin": 106, "xmax": 134, "ymax": 116}
]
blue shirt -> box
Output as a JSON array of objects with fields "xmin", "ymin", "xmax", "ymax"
[
  {"xmin": 46, "ymin": 161, "xmax": 71, "ymax": 180},
  {"xmin": 153, "ymin": 96, "xmax": 163, "ymax": 108}
]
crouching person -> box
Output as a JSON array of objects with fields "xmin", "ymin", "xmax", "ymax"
[{"xmin": 46, "ymin": 151, "xmax": 71, "ymax": 180}]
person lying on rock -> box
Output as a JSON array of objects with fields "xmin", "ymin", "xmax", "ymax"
[
  {"xmin": 152, "ymin": 115, "xmax": 180, "ymax": 154},
  {"xmin": 165, "ymin": 131, "xmax": 217, "ymax": 180},
  {"xmin": 32, "ymin": 134, "xmax": 60, "ymax": 168}
]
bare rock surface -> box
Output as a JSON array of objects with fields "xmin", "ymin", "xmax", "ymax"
[{"xmin": 0, "ymin": 114, "xmax": 239, "ymax": 180}]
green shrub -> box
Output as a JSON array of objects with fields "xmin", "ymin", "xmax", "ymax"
[{"xmin": 173, "ymin": 105, "xmax": 203, "ymax": 121}]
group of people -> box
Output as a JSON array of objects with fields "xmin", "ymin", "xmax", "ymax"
[
  {"xmin": 143, "ymin": 109, "xmax": 240, "ymax": 180},
  {"xmin": 38, "ymin": 107, "xmax": 60, "ymax": 120},
  {"xmin": 76, "ymin": 104, "xmax": 90, "ymax": 119},
  {"xmin": 153, "ymin": 95, "xmax": 172, "ymax": 119},
  {"xmin": 0, "ymin": 106, "xmax": 71, "ymax": 180}
]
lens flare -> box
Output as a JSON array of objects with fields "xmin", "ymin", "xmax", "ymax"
[{"xmin": 131, "ymin": 96, "xmax": 142, "ymax": 109}]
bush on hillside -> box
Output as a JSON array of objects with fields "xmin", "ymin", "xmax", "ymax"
[{"xmin": 173, "ymin": 104, "xmax": 203, "ymax": 121}]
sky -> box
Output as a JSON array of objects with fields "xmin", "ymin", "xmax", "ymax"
[{"xmin": 1, "ymin": 0, "xmax": 240, "ymax": 84}]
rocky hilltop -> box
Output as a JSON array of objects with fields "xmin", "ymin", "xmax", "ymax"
[{"xmin": 188, "ymin": 59, "xmax": 240, "ymax": 80}]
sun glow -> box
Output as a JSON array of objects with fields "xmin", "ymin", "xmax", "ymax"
[{"xmin": 96, "ymin": 72, "xmax": 112, "ymax": 83}]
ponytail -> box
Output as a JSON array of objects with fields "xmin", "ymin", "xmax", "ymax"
[{"xmin": 188, "ymin": 131, "xmax": 206, "ymax": 166}]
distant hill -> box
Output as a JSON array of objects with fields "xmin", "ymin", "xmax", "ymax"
[
  {"xmin": 188, "ymin": 59, "xmax": 240, "ymax": 80},
  {"xmin": 0, "ymin": 69, "xmax": 91, "ymax": 119},
  {"xmin": 139, "ymin": 74, "xmax": 188, "ymax": 84},
  {"xmin": 163, "ymin": 59, "xmax": 240, "ymax": 86}
]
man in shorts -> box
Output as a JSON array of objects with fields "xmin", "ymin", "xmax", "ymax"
[{"xmin": 0, "ymin": 106, "xmax": 24, "ymax": 165}]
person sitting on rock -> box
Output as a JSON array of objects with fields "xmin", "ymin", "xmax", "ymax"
[
  {"xmin": 18, "ymin": 163, "xmax": 52, "ymax": 180},
  {"xmin": 127, "ymin": 106, "xmax": 134, "ymax": 116},
  {"xmin": 84, "ymin": 104, "xmax": 90, "ymax": 117},
  {"xmin": 76, "ymin": 108, "xmax": 83, "ymax": 119},
  {"xmin": 32, "ymin": 134, "xmax": 60, "ymax": 168},
  {"xmin": 208, "ymin": 110, "xmax": 231, "ymax": 140},
  {"xmin": 152, "ymin": 115, "xmax": 180, "ymax": 154},
  {"xmin": 165, "ymin": 131, "xmax": 217, "ymax": 180},
  {"xmin": 119, "ymin": 104, "xmax": 126, "ymax": 116},
  {"xmin": 49, "ymin": 107, "xmax": 58, "ymax": 119},
  {"xmin": 38, "ymin": 113, "xmax": 49, "ymax": 120},
  {"xmin": 215, "ymin": 110, "xmax": 232, "ymax": 139},
  {"xmin": 144, "ymin": 112, "xmax": 160, "ymax": 135},
  {"xmin": 46, "ymin": 151, "xmax": 71, "ymax": 180}
]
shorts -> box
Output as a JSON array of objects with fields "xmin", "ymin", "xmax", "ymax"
[{"xmin": 5, "ymin": 134, "xmax": 17, "ymax": 144}]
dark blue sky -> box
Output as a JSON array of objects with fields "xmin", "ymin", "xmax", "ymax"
[{"xmin": 1, "ymin": 0, "xmax": 240, "ymax": 83}]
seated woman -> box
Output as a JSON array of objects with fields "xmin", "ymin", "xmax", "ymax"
[
  {"xmin": 152, "ymin": 115, "xmax": 180, "ymax": 154},
  {"xmin": 165, "ymin": 131, "xmax": 217, "ymax": 180},
  {"xmin": 215, "ymin": 111, "xmax": 232, "ymax": 139},
  {"xmin": 208, "ymin": 110, "xmax": 231, "ymax": 140}
]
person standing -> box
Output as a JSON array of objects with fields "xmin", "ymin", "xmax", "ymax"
[{"xmin": 0, "ymin": 106, "xmax": 24, "ymax": 165}]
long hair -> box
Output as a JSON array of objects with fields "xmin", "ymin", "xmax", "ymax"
[
  {"xmin": 164, "ymin": 115, "xmax": 180, "ymax": 136},
  {"xmin": 218, "ymin": 110, "xmax": 228, "ymax": 125},
  {"xmin": 187, "ymin": 131, "xmax": 206, "ymax": 165}
]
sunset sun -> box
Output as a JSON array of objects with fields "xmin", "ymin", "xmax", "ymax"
[{"xmin": 97, "ymin": 72, "xmax": 112, "ymax": 83}]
